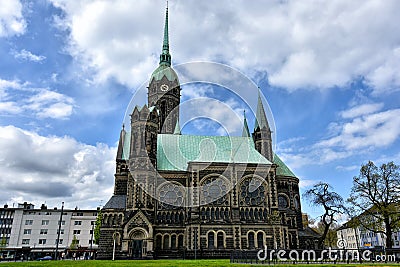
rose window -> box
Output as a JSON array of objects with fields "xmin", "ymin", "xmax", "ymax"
[
  {"xmin": 159, "ymin": 183, "xmax": 184, "ymax": 208},
  {"xmin": 201, "ymin": 177, "xmax": 229, "ymax": 205},
  {"xmin": 240, "ymin": 178, "xmax": 265, "ymax": 206}
]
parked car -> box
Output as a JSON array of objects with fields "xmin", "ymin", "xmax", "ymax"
[{"xmin": 37, "ymin": 255, "xmax": 52, "ymax": 261}]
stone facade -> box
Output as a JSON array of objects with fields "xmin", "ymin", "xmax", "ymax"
[{"xmin": 98, "ymin": 6, "xmax": 313, "ymax": 260}]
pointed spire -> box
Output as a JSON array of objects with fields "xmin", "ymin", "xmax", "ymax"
[
  {"xmin": 159, "ymin": 1, "xmax": 171, "ymax": 66},
  {"xmin": 254, "ymin": 89, "xmax": 270, "ymax": 130},
  {"xmin": 174, "ymin": 119, "xmax": 181, "ymax": 135},
  {"xmin": 116, "ymin": 124, "xmax": 126, "ymax": 160},
  {"xmin": 242, "ymin": 110, "xmax": 250, "ymax": 137}
]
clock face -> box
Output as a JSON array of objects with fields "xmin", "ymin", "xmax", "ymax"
[{"xmin": 160, "ymin": 84, "xmax": 169, "ymax": 92}]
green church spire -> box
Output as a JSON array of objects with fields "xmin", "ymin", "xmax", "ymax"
[
  {"xmin": 242, "ymin": 110, "xmax": 250, "ymax": 137},
  {"xmin": 159, "ymin": 2, "xmax": 171, "ymax": 66}
]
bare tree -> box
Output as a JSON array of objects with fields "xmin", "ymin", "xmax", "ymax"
[
  {"xmin": 303, "ymin": 182, "xmax": 346, "ymax": 248},
  {"xmin": 311, "ymin": 220, "xmax": 340, "ymax": 248},
  {"xmin": 348, "ymin": 161, "xmax": 400, "ymax": 248}
]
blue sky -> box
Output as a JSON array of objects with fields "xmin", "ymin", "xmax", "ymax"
[{"xmin": 1, "ymin": 0, "xmax": 400, "ymax": 221}]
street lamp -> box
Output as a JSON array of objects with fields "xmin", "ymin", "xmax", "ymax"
[
  {"xmin": 55, "ymin": 201, "xmax": 64, "ymax": 260},
  {"xmin": 112, "ymin": 232, "xmax": 117, "ymax": 261}
]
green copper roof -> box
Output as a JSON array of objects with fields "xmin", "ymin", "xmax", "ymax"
[
  {"xmin": 157, "ymin": 134, "xmax": 271, "ymax": 171},
  {"xmin": 273, "ymin": 154, "xmax": 296, "ymax": 177},
  {"xmin": 242, "ymin": 111, "xmax": 250, "ymax": 137},
  {"xmin": 150, "ymin": 64, "xmax": 179, "ymax": 83},
  {"xmin": 120, "ymin": 132, "xmax": 294, "ymax": 176},
  {"xmin": 255, "ymin": 91, "xmax": 270, "ymax": 130}
]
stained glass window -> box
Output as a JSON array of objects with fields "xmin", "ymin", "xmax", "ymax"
[
  {"xmin": 278, "ymin": 195, "xmax": 289, "ymax": 209},
  {"xmin": 240, "ymin": 178, "xmax": 265, "ymax": 206},
  {"xmin": 159, "ymin": 183, "xmax": 185, "ymax": 208},
  {"xmin": 201, "ymin": 177, "xmax": 229, "ymax": 205}
]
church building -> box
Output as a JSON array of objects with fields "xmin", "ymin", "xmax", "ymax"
[{"xmin": 98, "ymin": 6, "xmax": 314, "ymax": 259}]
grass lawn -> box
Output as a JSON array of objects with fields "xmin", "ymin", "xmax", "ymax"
[{"xmin": 0, "ymin": 259, "xmax": 399, "ymax": 267}]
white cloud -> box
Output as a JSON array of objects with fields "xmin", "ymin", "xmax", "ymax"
[
  {"xmin": 367, "ymin": 47, "xmax": 400, "ymax": 95},
  {"xmin": 0, "ymin": 78, "xmax": 21, "ymax": 90},
  {"xmin": 0, "ymin": 78, "xmax": 21, "ymax": 98},
  {"xmin": 0, "ymin": 101, "xmax": 23, "ymax": 114},
  {"xmin": 318, "ymin": 108, "xmax": 400, "ymax": 150},
  {"xmin": 340, "ymin": 103, "xmax": 384, "ymax": 119},
  {"xmin": 50, "ymin": 0, "xmax": 400, "ymax": 93},
  {"xmin": 0, "ymin": 125, "xmax": 115, "ymax": 209},
  {"xmin": 276, "ymin": 104, "xmax": 400, "ymax": 168},
  {"xmin": 0, "ymin": 79, "xmax": 75, "ymax": 120},
  {"xmin": 299, "ymin": 179, "xmax": 316, "ymax": 189},
  {"xmin": 0, "ymin": 0, "xmax": 26, "ymax": 37},
  {"xmin": 26, "ymin": 89, "xmax": 75, "ymax": 119},
  {"xmin": 12, "ymin": 49, "xmax": 46, "ymax": 62},
  {"xmin": 336, "ymin": 165, "xmax": 359, "ymax": 172}
]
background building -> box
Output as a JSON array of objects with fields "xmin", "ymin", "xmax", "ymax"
[
  {"xmin": 337, "ymin": 223, "xmax": 400, "ymax": 250},
  {"xmin": 0, "ymin": 203, "xmax": 98, "ymax": 260}
]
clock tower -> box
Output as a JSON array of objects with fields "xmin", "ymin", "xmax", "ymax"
[{"xmin": 148, "ymin": 5, "xmax": 180, "ymax": 134}]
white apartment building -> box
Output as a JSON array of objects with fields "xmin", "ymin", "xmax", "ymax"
[
  {"xmin": 0, "ymin": 202, "xmax": 99, "ymax": 259},
  {"xmin": 337, "ymin": 227, "xmax": 359, "ymax": 249},
  {"xmin": 337, "ymin": 223, "xmax": 400, "ymax": 249}
]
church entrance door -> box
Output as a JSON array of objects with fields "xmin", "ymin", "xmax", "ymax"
[
  {"xmin": 128, "ymin": 228, "xmax": 148, "ymax": 259},
  {"xmin": 130, "ymin": 240, "xmax": 143, "ymax": 259}
]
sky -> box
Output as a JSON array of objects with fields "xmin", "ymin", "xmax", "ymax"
[{"xmin": 0, "ymin": 0, "xmax": 400, "ymax": 220}]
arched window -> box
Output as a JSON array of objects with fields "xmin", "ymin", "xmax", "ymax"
[
  {"xmin": 171, "ymin": 235, "xmax": 176, "ymax": 249},
  {"xmin": 163, "ymin": 235, "xmax": 170, "ymax": 249},
  {"xmin": 217, "ymin": 232, "xmax": 224, "ymax": 249},
  {"xmin": 156, "ymin": 235, "xmax": 162, "ymax": 250},
  {"xmin": 257, "ymin": 232, "xmax": 264, "ymax": 248},
  {"xmin": 278, "ymin": 194, "xmax": 289, "ymax": 209},
  {"xmin": 248, "ymin": 232, "xmax": 255, "ymax": 249},
  {"xmin": 178, "ymin": 235, "xmax": 184, "ymax": 248},
  {"xmin": 208, "ymin": 232, "xmax": 215, "ymax": 249}
]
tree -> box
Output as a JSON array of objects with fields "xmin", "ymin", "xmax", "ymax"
[
  {"xmin": 303, "ymin": 182, "xmax": 346, "ymax": 248},
  {"xmin": 70, "ymin": 235, "xmax": 78, "ymax": 250},
  {"xmin": 94, "ymin": 209, "xmax": 102, "ymax": 245},
  {"xmin": 348, "ymin": 161, "xmax": 400, "ymax": 248},
  {"xmin": 0, "ymin": 236, "xmax": 7, "ymax": 251},
  {"xmin": 310, "ymin": 220, "xmax": 340, "ymax": 248}
]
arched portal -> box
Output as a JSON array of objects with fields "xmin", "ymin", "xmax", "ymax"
[{"xmin": 128, "ymin": 228, "xmax": 148, "ymax": 259}]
